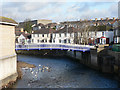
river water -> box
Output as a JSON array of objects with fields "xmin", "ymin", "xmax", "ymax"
[{"xmin": 12, "ymin": 54, "xmax": 119, "ymax": 88}]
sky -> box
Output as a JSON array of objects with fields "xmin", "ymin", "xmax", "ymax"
[{"xmin": 0, "ymin": 0, "xmax": 119, "ymax": 23}]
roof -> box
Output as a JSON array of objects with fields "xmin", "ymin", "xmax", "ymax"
[
  {"xmin": 15, "ymin": 31, "xmax": 30, "ymax": 37},
  {"xmin": 21, "ymin": 32, "xmax": 31, "ymax": 39},
  {"xmin": 100, "ymin": 36, "xmax": 106, "ymax": 38},
  {"xmin": 55, "ymin": 27, "xmax": 79, "ymax": 33},
  {"xmin": 0, "ymin": 16, "xmax": 18, "ymax": 25},
  {"xmin": 32, "ymin": 28, "xmax": 56, "ymax": 34},
  {"xmin": 33, "ymin": 23, "xmax": 45, "ymax": 28},
  {"xmin": 15, "ymin": 31, "xmax": 23, "ymax": 36},
  {"xmin": 45, "ymin": 23, "xmax": 57, "ymax": 27}
]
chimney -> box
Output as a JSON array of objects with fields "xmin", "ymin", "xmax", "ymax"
[
  {"xmin": 95, "ymin": 18, "xmax": 97, "ymax": 21},
  {"xmin": 113, "ymin": 17, "xmax": 115, "ymax": 20},
  {"xmin": 21, "ymin": 28, "xmax": 24, "ymax": 32},
  {"xmin": 32, "ymin": 31, "xmax": 34, "ymax": 33},
  {"xmin": 25, "ymin": 31, "xmax": 27, "ymax": 34},
  {"xmin": 106, "ymin": 17, "xmax": 109, "ymax": 20},
  {"xmin": 101, "ymin": 18, "xmax": 103, "ymax": 21}
]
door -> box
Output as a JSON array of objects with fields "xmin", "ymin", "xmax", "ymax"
[{"xmin": 106, "ymin": 38, "xmax": 109, "ymax": 44}]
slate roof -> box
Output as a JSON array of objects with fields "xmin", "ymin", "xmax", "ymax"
[
  {"xmin": 15, "ymin": 31, "xmax": 30, "ymax": 38},
  {"xmin": 32, "ymin": 28, "xmax": 56, "ymax": 34},
  {"xmin": 55, "ymin": 27, "xmax": 79, "ymax": 33}
]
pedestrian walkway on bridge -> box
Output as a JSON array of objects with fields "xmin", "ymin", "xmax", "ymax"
[{"xmin": 15, "ymin": 43, "xmax": 95, "ymax": 52}]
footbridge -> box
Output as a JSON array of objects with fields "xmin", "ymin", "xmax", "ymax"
[{"xmin": 15, "ymin": 43, "xmax": 95, "ymax": 52}]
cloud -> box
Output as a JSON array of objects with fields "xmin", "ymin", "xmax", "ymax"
[{"xmin": 1, "ymin": 2, "xmax": 118, "ymax": 22}]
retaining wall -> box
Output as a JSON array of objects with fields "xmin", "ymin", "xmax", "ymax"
[{"xmin": 0, "ymin": 55, "xmax": 18, "ymax": 89}]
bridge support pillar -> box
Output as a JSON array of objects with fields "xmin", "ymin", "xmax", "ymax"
[
  {"xmin": 74, "ymin": 51, "xmax": 76, "ymax": 57},
  {"xmin": 90, "ymin": 48, "xmax": 99, "ymax": 70}
]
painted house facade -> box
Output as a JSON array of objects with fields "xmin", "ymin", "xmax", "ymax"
[
  {"xmin": 31, "ymin": 29, "xmax": 56, "ymax": 44},
  {"xmin": 113, "ymin": 20, "xmax": 120, "ymax": 44},
  {"xmin": 17, "ymin": 32, "xmax": 31, "ymax": 44},
  {"xmin": 51, "ymin": 27, "xmax": 79, "ymax": 44}
]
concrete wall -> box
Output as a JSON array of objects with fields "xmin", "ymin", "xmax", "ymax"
[
  {"xmin": 90, "ymin": 49, "xmax": 98, "ymax": 68},
  {"xmin": 0, "ymin": 24, "xmax": 17, "ymax": 88},
  {"xmin": 108, "ymin": 50, "xmax": 120, "ymax": 74}
]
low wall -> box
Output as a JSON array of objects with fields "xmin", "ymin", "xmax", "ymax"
[
  {"xmin": 0, "ymin": 54, "xmax": 18, "ymax": 89},
  {"xmin": 108, "ymin": 50, "xmax": 120, "ymax": 78},
  {"xmin": 16, "ymin": 50, "xmax": 67, "ymax": 57}
]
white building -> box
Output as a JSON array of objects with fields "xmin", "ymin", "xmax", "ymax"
[
  {"xmin": 31, "ymin": 28, "xmax": 56, "ymax": 44},
  {"xmin": 51, "ymin": 27, "xmax": 79, "ymax": 44},
  {"xmin": 31, "ymin": 26, "xmax": 114, "ymax": 45},
  {"xmin": 88, "ymin": 31, "xmax": 114, "ymax": 45},
  {"xmin": 17, "ymin": 33, "xmax": 31, "ymax": 44}
]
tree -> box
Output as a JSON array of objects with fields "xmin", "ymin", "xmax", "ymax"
[
  {"xmin": 76, "ymin": 22, "xmax": 92, "ymax": 45},
  {"xmin": 23, "ymin": 19, "xmax": 32, "ymax": 33}
]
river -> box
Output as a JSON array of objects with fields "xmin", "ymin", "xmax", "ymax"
[{"xmin": 12, "ymin": 54, "xmax": 119, "ymax": 88}]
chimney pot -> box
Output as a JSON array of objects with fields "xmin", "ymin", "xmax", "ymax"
[
  {"xmin": 95, "ymin": 18, "xmax": 97, "ymax": 21},
  {"xmin": 106, "ymin": 17, "xmax": 109, "ymax": 20},
  {"xmin": 101, "ymin": 18, "xmax": 103, "ymax": 20},
  {"xmin": 32, "ymin": 31, "xmax": 34, "ymax": 33},
  {"xmin": 113, "ymin": 17, "xmax": 115, "ymax": 20},
  {"xmin": 25, "ymin": 31, "xmax": 27, "ymax": 34}
]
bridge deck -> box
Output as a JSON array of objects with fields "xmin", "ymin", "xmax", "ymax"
[{"xmin": 15, "ymin": 43, "xmax": 95, "ymax": 52}]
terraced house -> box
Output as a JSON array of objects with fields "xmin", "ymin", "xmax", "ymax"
[{"xmin": 31, "ymin": 28, "xmax": 56, "ymax": 43}]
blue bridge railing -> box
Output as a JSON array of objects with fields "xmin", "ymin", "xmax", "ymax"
[{"xmin": 15, "ymin": 43, "xmax": 95, "ymax": 52}]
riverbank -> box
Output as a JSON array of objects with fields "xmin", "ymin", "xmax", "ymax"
[
  {"xmin": 17, "ymin": 61, "xmax": 36, "ymax": 79},
  {"xmin": 2, "ymin": 61, "xmax": 36, "ymax": 89}
]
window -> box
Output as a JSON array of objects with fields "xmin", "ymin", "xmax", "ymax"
[
  {"xmin": 95, "ymin": 32, "xmax": 97, "ymax": 36},
  {"xmin": 59, "ymin": 39, "xmax": 61, "ymax": 43},
  {"xmin": 59, "ymin": 34, "xmax": 61, "ymax": 37},
  {"xmin": 32, "ymin": 39, "xmax": 34, "ymax": 42},
  {"xmin": 81, "ymin": 32, "xmax": 82, "ymax": 36},
  {"xmin": 68, "ymin": 39, "xmax": 70, "ymax": 43},
  {"xmin": 64, "ymin": 39, "xmax": 67, "ymax": 43},
  {"xmin": 45, "ymin": 39, "xmax": 47, "ymax": 42},
  {"xmin": 37, "ymin": 39, "xmax": 39, "ymax": 43},
  {"xmin": 38, "ymin": 34, "xmax": 39, "ymax": 37},
  {"xmin": 41, "ymin": 40, "xmax": 44, "ymax": 42},
  {"xmin": 65, "ymin": 33, "xmax": 67, "ymax": 37},
  {"xmin": 47, "ymin": 34, "xmax": 49, "ymax": 37},
  {"xmin": 53, "ymin": 39, "xmax": 55, "ymax": 43},
  {"xmin": 42, "ymin": 34, "xmax": 44, "ymax": 37},
  {"xmin": 102, "ymin": 32, "xmax": 104, "ymax": 36}
]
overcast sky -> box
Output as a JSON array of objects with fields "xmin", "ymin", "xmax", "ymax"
[{"xmin": 0, "ymin": 0, "xmax": 119, "ymax": 23}]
